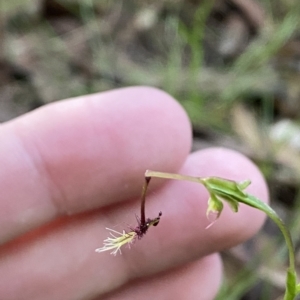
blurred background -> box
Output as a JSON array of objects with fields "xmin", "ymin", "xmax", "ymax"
[{"xmin": 1, "ymin": 0, "xmax": 300, "ymax": 299}]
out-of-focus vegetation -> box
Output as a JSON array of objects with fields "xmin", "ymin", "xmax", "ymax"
[{"xmin": 1, "ymin": 0, "xmax": 300, "ymax": 299}]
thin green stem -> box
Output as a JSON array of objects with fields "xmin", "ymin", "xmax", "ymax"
[
  {"xmin": 243, "ymin": 196, "xmax": 296, "ymax": 300},
  {"xmin": 245, "ymin": 195, "xmax": 295, "ymax": 273}
]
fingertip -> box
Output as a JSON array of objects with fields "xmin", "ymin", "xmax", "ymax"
[
  {"xmin": 103, "ymin": 253, "xmax": 223, "ymax": 300},
  {"xmin": 89, "ymin": 86, "xmax": 193, "ymax": 160},
  {"xmin": 194, "ymin": 253, "xmax": 223, "ymax": 299},
  {"xmin": 0, "ymin": 86, "xmax": 192, "ymax": 243}
]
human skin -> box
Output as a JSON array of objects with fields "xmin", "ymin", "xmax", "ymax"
[{"xmin": 0, "ymin": 86, "xmax": 268, "ymax": 300}]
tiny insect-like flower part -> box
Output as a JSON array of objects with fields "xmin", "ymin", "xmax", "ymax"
[
  {"xmin": 96, "ymin": 211, "xmax": 162, "ymax": 255},
  {"xmin": 95, "ymin": 228, "xmax": 137, "ymax": 256}
]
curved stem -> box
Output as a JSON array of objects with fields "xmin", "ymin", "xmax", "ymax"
[
  {"xmin": 243, "ymin": 196, "xmax": 296, "ymax": 300},
  {"xmin": 244, "ymin": 195, "xmax": 295, "ymax": 274}
]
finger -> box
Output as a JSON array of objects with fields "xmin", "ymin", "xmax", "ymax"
[
  {"xmin": 102, "ymin": 254, "xmax": 222, "ymax": 300},
  {"xmin": 0, "ymin": 86, "xmax": 191, "ymax": 244},
  {"xmin": 0, "ymin": 148, "xmax": 267, "ymax": 300}
]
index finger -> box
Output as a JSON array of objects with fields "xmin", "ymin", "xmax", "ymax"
[{"xmin": 0, "ymin": 86, "xmax": 192, "ymax": 244}]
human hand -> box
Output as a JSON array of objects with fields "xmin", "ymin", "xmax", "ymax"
[{"xmin": 0, "ymin": 86, "xmax": 268, "ymax": 300}]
